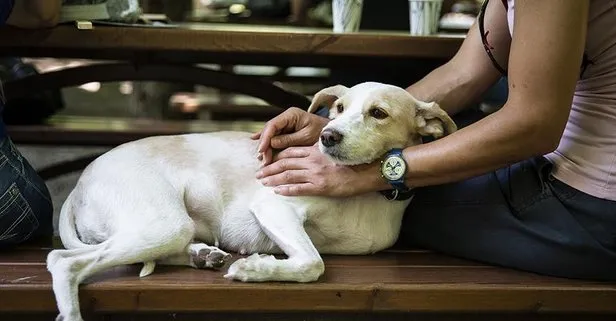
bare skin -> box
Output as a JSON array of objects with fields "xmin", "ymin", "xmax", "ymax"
[{"xmin": 254, "ymin": 0, "xmax": 589, "ymax": 197}]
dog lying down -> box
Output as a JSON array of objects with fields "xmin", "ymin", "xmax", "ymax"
[{"xmin": 46, "ymin": 82, "xmax": 457, "ymax": 321}]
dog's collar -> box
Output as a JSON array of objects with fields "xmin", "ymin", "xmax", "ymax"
[{"xmin": 379, "ymin": 188, "xmax": 415, "ymax": 201}]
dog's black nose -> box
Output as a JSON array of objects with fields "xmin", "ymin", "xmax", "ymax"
[{"xmin": 320, "ymin": 129, "xmax": 343, "ymax": 147}]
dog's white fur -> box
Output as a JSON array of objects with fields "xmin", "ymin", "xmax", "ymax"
[{"xmin": 46, "ymin": 82, "xmax": 457, "ymax": 321}]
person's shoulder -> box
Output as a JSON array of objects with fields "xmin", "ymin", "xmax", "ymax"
[{"xmin": 0, "ymin": 0, "xmax": 15, "ymax": 25}]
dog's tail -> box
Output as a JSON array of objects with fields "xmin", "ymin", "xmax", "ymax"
[
  {"xmin": 58, "ymin": 190, "xmax": 158, "ymax": 278},
  {"xmin": 58, "ymin": 190, "xmax": 94, "ymax": 249}
]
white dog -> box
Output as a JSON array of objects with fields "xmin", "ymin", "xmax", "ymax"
[{"xmin": 46, "ymin": 82, "xmax": 457, "ymax": 321}]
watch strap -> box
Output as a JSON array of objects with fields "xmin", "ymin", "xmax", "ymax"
[{"xmin": 379, "ymin": 188, "xmax": 415, "ymax": 201}]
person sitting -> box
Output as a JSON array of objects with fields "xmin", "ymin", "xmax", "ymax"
[
  {"xmin": 253, "ymin": 0, "xmax": 616, "ymax": 281},
  {"xmin": 0, "ymin": 0, "xmax": 62, "ymax": 249}
]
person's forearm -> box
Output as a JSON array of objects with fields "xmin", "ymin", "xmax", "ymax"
[
  {"xmin": 402, "ymin": 106, "xmax": 560, "ymax": 188},
  {"xmin": 7, "ymin": 0, "xmax": 62, "ymax": 28},
  {"xmin": 360, "ymin": 104, "xmax": 562, "ymax": 193},
  {"xmin": 359, "ymin": 0, "xmax": 584, "ymax": 194}
]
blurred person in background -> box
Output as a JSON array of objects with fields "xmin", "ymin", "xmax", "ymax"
[{"xmin": 0, "ymin": 0, "xmax": 61, "ymax": 249}]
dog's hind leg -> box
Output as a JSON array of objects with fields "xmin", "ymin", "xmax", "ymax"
[
  {"xmin": 224, "ymin": 199, "xmax": 324, "ymax": 283},
  {"xmin": 156, "ymin": 243, "xmax": 232, "ymax": 271},
  {"xmin": 46, "ymin": 221, "xmax": 195, "ymax": 321}
]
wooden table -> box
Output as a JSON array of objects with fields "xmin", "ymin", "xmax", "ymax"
[
  {"xmin": 0, "ymin": 23, "xmax": 465, "ymax": 66},
  {"xmin": 0, "ymin": 23, "xmax": 466, "ymax": 112},
  {"xmin": 1, "ymin": 23, "xmax": 466, "ymax": 154}
]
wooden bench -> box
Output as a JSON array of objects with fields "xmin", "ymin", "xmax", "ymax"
[
  {"xmin": 6, "ymin": 116, "xmax": 616, "ymax": 320},
  {"xmin": 9, "ymin": 118, "xmax": 616, "ymax": 321},
  {"xmin": 1, "ymin": 245, "xmax": 615, "ymax": 321},
  {"xmin": 4, "ymin": 24, "xmax": 615, "ymax": 321}
]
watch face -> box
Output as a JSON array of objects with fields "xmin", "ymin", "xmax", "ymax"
[{"xmin": 381, "ymin": 155, "xmax": 406, "ymax": 180}]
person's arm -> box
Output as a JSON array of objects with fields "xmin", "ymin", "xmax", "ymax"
[
  {"xmin": 407, "ymin": 0, "xmax": 511, "ymax": 115},
  {"xmin": 6, "ymin": 0, "xmax": 62, "ymax": 28},
  {"xmin": 253, "ymin": 0, "xmax": 511, "ymax": 157},
  {"xmin": 374, "ymin": 0, "xmax": 589, "ymax": 189},
  {"xmin": 254, "ymin": 0, "xmax": 588, "ymax": 198},
  {"xmin": 253, "ymin": 1, "xmax": 510, "ymax": 169}
]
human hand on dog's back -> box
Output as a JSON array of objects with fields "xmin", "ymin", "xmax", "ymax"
[{"xmin": 251, "ymin": 107, "xmax": 329, "ymax": 165}]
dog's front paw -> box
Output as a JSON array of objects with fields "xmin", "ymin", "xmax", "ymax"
[{"xmin": 223, "ymin": 253, "xmax": 276, "ymax": 282}]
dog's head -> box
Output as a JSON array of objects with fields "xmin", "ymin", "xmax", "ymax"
[{"xmin": 307, "ymin": 82, "xmax": 458, "ymax": 165}]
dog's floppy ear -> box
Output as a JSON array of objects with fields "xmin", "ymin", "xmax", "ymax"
[
  {"xmin": 414, "ymin": 101, "xmax": 458, "ymax": 139},
  {"xmin": 307, "ymin": 85, "xmax": 349, "ymax": 114}
]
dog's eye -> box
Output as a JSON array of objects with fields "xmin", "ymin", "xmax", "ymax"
[
  {"xmin": 336, "ymin": 103, "xmax": 344, "ymax": 113},
  {"xmin": 369, "ymin": 107, "xmax": 388, "ymax": 119}
]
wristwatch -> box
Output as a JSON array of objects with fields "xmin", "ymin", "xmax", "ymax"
[{"xmin": 379, "ymin": 148, "xmax": 415, "ymax": 201}]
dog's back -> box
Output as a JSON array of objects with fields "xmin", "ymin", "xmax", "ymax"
[
  {"xmin": 60, "ymin": 132, "xmax": 262, "ymax": 246},
  {"xmin": 62, "ymin": 131, "xmax": 407, "ymax": 254},
  {"xmin": 47, "ymin": 82, "xmax": 459, "ymax": 321}
]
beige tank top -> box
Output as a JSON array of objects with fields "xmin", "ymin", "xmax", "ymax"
[{"xmin": 506, "ymin": 0, "xmax": 616, "ymax": 201}]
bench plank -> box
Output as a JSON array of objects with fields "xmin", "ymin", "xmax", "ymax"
[
  {"xmin": 2, "ymin": 314, "xmax": 616, "ymax": 321},
  {"xmin": 0, "ymin": 248, "xmax": 479, "ymax": 267},
  {"xmin": 1, "ymin": 249, "xmax": 615, "ymax": 314},
  {"xmin": 7, "ymin": 116, "xmax": 266, "ymax": 146}
]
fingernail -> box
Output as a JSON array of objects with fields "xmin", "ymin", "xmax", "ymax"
[
  {"xmin": 257, "ymin": 153, "xmax": 263, "ymax": 161},
  {"xmin": 261, "ymin": 178, "xmax": 269, "ymax": 186},
  {"xmin": 256, "ymin": 171, "xmax": 263, "ymax": 179}
]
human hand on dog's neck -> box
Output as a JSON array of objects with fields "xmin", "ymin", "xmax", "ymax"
[{"xmin": 256, "ymin": 144, "xmax": 390, "ymax": 197}]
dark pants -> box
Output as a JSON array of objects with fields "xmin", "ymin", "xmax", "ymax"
[
  {"xmin": 318, "ymin": 91, "xmax": 615, "ymax": 281},
  {"xmin": 401, "ymin": 155, "xmax": 616, "ymax": 281},
  {"xmin": 0, "ymin": 135, "xmax": 53, "ymax": 249}
]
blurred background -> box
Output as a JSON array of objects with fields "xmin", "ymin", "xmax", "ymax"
[
  {"xmin": 2, "ymin": 0, "xmax": 497, "ymax": 230},
  {"xmin": 4, "ymin": 0, "xmax": 485, "ymax": 125}
]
